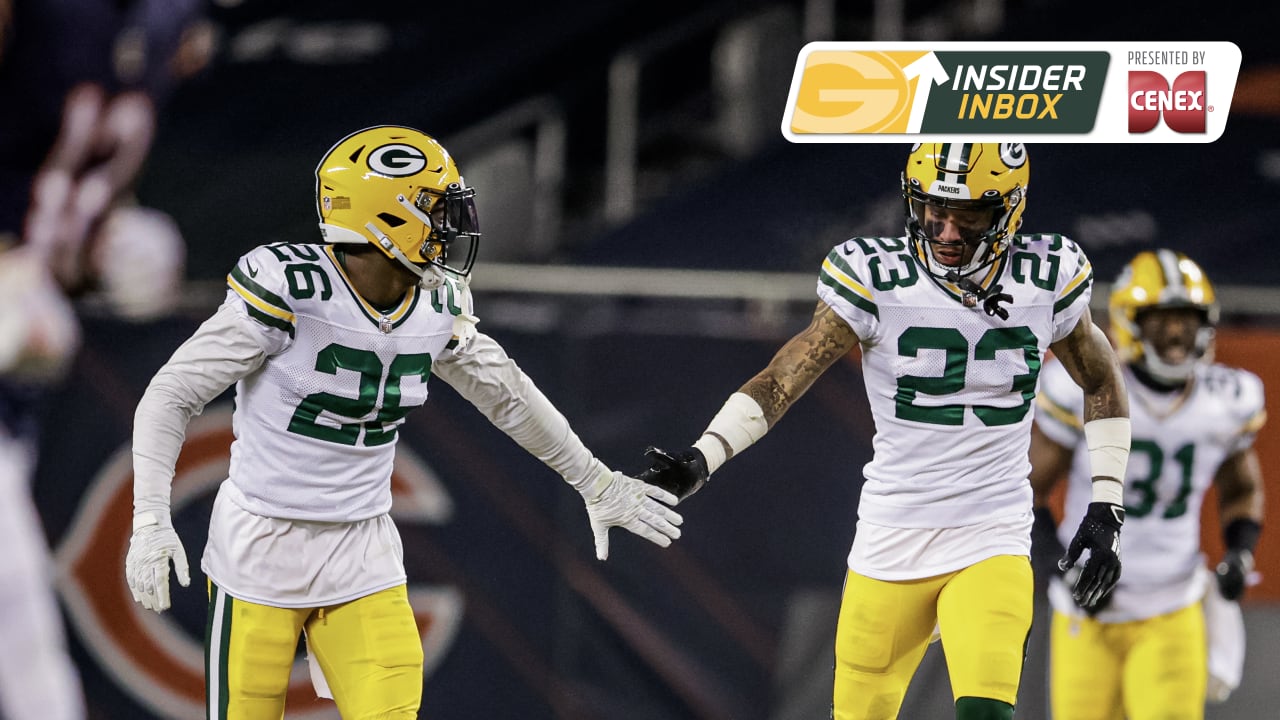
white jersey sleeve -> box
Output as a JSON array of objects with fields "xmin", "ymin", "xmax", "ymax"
[
  {"xmin": 224, "ymin": 246, "xmax": 298, "ymax": 356},
  {"xmin": 132, "ymin": 300, "xmax": 268, "ymax": 516},
  {"xmin": 816, "ymin": 239, "xmax": 880, "ymax": 344},
  {"xmin": 1009, "ymin": 233, "xmax": 1093, "ymax": 343},
  {"xmin": 1207, "ymin": 365, "xmax": 1267, "ymax": 454},
  {"xmin": 433, "ymin": 331, "xmax": 606, "ymax": 493}
]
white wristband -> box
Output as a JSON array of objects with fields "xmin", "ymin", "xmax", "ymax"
[
  {"xmin": 132, "ymin": 511, "xmax": 160, "ymax": 531},
  {"xmin": 1090, "ymin": 478, "xmax": 1125, "ymax": 506},
  {"xmin": 693, "ymin": 393, "xmax": 769, "ymax": 475},
  {"xmin": 1084, "ymin": 417, "xmax": 1131, "ymax": 502}
]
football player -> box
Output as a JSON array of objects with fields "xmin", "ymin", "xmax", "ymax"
[
  {"xmin": 1029, "ymin": 249, "xmax": 1265, "ymax": 719},
  {"xmin": 124, "ymin": 126, "xmax": 683, "ymax": 718},
  {"xmin": 640, "ymin": 143, "xmax": 1131, "ymax": 720}
]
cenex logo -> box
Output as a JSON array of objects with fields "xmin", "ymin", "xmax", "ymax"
[{"xmin": 1128, "ymin": 71, "xmax": 1207, "ymax": 133}]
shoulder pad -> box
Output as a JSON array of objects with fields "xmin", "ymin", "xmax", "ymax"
[
  {"xmin": 1203, "ymin": 364, "xmax": 1267, "ymax": 433},
  {"xmin": 820, "ymin": 239, "xmax": 890, "ymax": 319},
  {"xmin": 226, "ymin": 244, "xmax": 300, "ymax": 335}
]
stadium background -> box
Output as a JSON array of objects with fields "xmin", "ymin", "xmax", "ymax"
[{"xmin": 30, "ymin": 0, "xmax": 1280, "ymax": 717}]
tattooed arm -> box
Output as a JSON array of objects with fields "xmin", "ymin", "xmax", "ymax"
[
  {"xmin": 738, "ymin": 301, "xmax": 862, "ymax": 430},
  {"xmin": 1048, "ymin": 307, "xmax": 1128, "ymax": 434},
  {"xmin": 1047, "ymin": 307, "xmax": 1132, "ymax": 610},
  {"xmin": 639, "ymin": 301, "xmax": 861, "ymax": 502}
]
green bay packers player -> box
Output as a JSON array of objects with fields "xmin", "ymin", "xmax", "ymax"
[
  {"xmin": 124, "ymin": 126, "xmax": 683, "ymax": 718},
  {"xmin": 1030, "ymin": 250, "xmax": 1266, "ymax": 720},
  {"xmin": 640, "ymin": 143, "xmax": 1131, "ymax": 720}
]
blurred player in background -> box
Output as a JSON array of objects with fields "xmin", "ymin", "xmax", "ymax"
[
  {"xmin": 125, "ymin": 125, "xmax": 683, "ymax": 718},
  {"xmin": 0, "ymin": 0, "xmax": 208, "ymax": 716},
  {"xmin": 1030, "ymin": 249, "xmax": 1266, "ymax": 719},
  {"xmin": 639, "ymin": 143, "xmax": 1131, "ymax": 720}
]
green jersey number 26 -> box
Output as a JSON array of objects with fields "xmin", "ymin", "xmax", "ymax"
[{"xmin": 287, "ymin": 343, "xmax": 431, "ymax": 447}]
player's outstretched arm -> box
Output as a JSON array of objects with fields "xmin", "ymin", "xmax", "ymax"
[
  {"xmin": 1048, "ymin": 308, "xmax": 1130, "ymax": 610},
  {"xmin": 431, "ymin": 331, "xmax": 682, "ymax": 560},
  {"xmin": 128, "ymin": 301, "xmax": 267, "ymax": 612},
  {"xmin": 641, "ymin": 301, "xmax": 860, "ymax": 502}
]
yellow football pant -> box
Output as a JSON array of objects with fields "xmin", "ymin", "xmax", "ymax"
[
  {"xmin": 206, "ymin": 582, "xmax": 424, "ymax": 719},
  {"xmin": 833, "ymin": 555, "xmax": 1033, "ymax": 720},
  {"xmin": 1049, "ymin": 602, "xmax": 1206, "ymax": 720}
]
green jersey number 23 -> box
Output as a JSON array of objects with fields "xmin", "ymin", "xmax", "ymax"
[{"xmin": 895, "ymin": 325, "xmax": 1041, "ymax": 427}]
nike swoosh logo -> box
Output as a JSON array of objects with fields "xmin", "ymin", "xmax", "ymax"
[
  {"xmin": 427, "ymin": 165, "xmax": 444, "ymax": 173},
  {"xmin": 245, "ymin": 259, "xmax": 259, "ymax": 278}
]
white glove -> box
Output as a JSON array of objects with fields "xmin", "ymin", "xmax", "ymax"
[
  {"xmin": 582, "ymin": 469, "xmax": 683, "ymax": 561},
  {"xmin": 125, "ymin": 511, "xmax": 191, "ymax": 612}
]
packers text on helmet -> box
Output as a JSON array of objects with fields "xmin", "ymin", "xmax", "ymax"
[{"xmin": 902, "ymin": 143, "xmax": 1029, "ymax": 282}]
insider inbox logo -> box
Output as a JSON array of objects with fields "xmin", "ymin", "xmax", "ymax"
[
  {"xmin": 1128, "ymin": 70, "xmax": 1207, "ymax": 133},
  {"xmin": 780, "ymin": 42, "xmax": 1240, "ymax": 143}
]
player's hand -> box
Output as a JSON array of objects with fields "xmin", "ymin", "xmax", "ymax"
[
  {"xmin": 1216, "ymin": 549, "xmax": 1254, "ymax": 601},
  {"xmin": 583, "ymin": 470, "xmax": 682, "ymax": 561},
  {"xmin": 125, "ymin": 512, "xmax": 190, "ymax": 613},
  {"xmin": 638, "ymin": 446, "xmax": 709, "ymax": 503},
  {"xmin": 1059, "ymin": 501, "xmax": 1124, "ymax": 610},
  {"xmin": 1062, "ymin": 564, "xmax": 1116, "ymax": 615}
]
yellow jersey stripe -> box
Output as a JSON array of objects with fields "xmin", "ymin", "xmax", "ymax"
[
  {"xmin": 228, "ymin": 275, "xmax": 296, "ymax": 324},
  {"xmin": 820, "ymin": 258, "xmax": 874, "ymax": 303}
]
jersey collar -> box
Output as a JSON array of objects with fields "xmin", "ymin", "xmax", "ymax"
[{"xmin": 323, "ymin": 246, "xmax": 421, "ymax": 331}]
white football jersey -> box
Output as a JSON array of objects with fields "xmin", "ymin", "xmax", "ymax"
[
  {"xmin": 223, "ymin": 242, "xmax": 466, "ymax": 522},
  {"xmin": 818, "ymin": 233, "xmax": 1093, "ymax": 534},
  {"xmin": 1037, "ymin": 359, "xmax": 1267, "ymax": 622}
]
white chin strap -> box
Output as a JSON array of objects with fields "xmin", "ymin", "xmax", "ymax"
[
  {"xmin": 317, "ymin": 222, "xmax": 445, "ymax": 290},
  {"xmin": 417, "ymin": 265, "xmax": 446, "ymax": 289}
]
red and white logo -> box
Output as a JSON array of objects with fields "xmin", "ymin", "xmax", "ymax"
[{"xmin": 1128, "ymin": 70, "xmax": 1207, "ymax": 133}]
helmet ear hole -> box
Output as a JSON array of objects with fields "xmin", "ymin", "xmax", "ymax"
[{"xmin": 377, "ymin": 212, "xmax": 407, "ymax": 228}]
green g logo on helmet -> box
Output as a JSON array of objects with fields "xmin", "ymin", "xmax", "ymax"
[{"xmin": 367, "ymin": 144, "xmax": 430, "ymax": 177}]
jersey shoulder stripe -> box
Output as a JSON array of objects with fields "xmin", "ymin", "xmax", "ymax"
[
  {"xmin": 820, "ymin": 247, "xmax": 877, "ymax": 318},
  {"xmin": 1053, "ymin": 262, "xmax": 1093, "ymax": 314},
  {"xmin": 227, "ymin": 249, "xmax": 296, "ymax": 336}
]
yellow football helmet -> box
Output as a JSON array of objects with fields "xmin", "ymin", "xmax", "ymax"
[
  {"xmin": 902, "ymin": 143, "xmax": 1029, "ymax": 281},
  {"xmin": 1109, "ymin": 249, "xmax": 1218, "ymax": 382},
  {"xmin": 316, "ymin": 126, "xmax": 479, "ymax": 283}
]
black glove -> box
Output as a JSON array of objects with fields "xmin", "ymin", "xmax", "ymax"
[
  {"xmin": 1059, "ymin": 501, "xmax": 1124, "ymax": 610},
  {"xmin": 638, "ymin": 446, "xmax": 709, "ymax": 503},
  {"xmin": 1215, "ymin": 549, "xmax": 1253, "ymax": 601}
]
